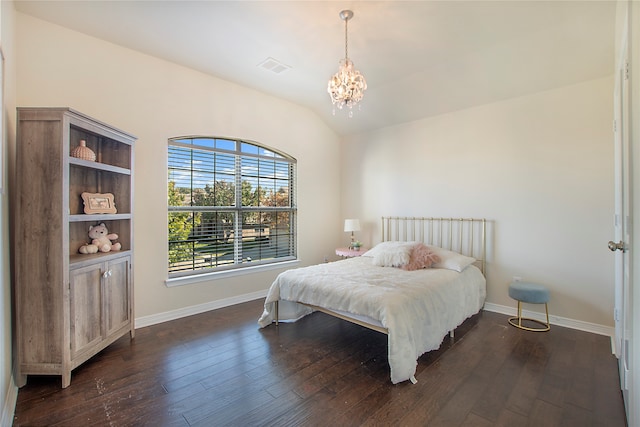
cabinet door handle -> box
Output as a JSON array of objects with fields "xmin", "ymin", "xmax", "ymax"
[{"xmin": 102, "ymin": 270, "xmax": 112, "ymax": 278}]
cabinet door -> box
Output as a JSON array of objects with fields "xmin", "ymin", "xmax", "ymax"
[
  {"xmin": 69, "ymin": 264, "xmax": 104, "ymax": 358},
  {"xmin": 104, "ymin": 256, "xmax": 131, "ymax": 338}
]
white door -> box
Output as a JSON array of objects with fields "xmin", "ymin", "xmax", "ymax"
[{"xmin": 611, "ymin": 17, "xmax": 631, "ymax": 414}]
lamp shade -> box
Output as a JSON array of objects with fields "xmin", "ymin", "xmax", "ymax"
[{"xmin": 344, "ymin": 219, "xmax": 361, "ymax": 233}]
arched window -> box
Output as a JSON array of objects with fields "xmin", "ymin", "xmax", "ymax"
[{"xmin": 168, "ymin": 137, "xmax": 297, "ymax": 279}]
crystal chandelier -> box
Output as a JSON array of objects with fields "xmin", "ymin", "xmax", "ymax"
[{"xmin": 327, "ymin": 10, "xmax": 367, "ymax": 118}]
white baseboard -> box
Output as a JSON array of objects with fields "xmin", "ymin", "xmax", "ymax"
[
  {"xmin": 135, "ymin": 293, "xmax": 615, "ymax": 339},
  {"xmin": 483, "ymin": 302, "xmax": 614, "ymax": 337},
  {"xmin": 2, "ymin": 377, "xmax": 17, "ymax": 427},
  {"xmin": 134, "ymin": 289, "xmax": 268, "ymax": 329}
]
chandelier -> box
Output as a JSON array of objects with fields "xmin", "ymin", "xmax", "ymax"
[{"xmin": 327, "ymin": 10, "xmax": 367, "ymax": 118}]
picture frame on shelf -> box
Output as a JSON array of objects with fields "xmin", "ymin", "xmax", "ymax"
[{"xmin": 82, "ymin": 192, "xmax": 117, "ymax": 214}]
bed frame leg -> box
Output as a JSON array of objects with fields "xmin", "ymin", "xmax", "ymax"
[
  {"xmin": 449, "ymin": 330, "xmax": 454, "ymax": 338},
  {"xmin": 275, "ymin": 300, "xmax": 279, "ymax": 326},
  {"xmin": 410, "ymin": 376, "xmax": 417, "ymax": 384}
]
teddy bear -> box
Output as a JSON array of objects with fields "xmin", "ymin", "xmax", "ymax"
[{"xmin": 78, "ymin": 223, "xmax": 121, "ymax": 254}]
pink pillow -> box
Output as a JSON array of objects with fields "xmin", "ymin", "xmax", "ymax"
[{"xmin": 401, "ymin": 244, "xmax": 441, "ymax": 271}]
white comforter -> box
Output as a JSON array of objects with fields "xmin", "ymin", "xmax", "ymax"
[{"xmin": 258, "ymin": 256, "xmax": 486, "ymax": 384}]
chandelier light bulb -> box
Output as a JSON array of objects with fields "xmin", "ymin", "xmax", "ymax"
[{"xmin": 327, "ymin": 10, "xmax": 367, "ymax": 117}]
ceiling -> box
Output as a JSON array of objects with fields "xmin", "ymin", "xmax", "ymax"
[{"xmin": 14, "ymin": 1, "xmax": 616, "ymax": 136}]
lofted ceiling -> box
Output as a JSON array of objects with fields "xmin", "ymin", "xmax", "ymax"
[{"xmin": 14, "ymin": 1, "xmax": 616, "ymax": 136}]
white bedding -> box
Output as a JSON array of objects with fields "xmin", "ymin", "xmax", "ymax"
[{"xmin": 258, "ymin": 256, "xmax": 486, "ymax": 384}]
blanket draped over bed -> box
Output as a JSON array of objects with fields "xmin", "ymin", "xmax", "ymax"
[{"xmin": 258, "ymin": 256, "xmax": 486, "ymax": 384}]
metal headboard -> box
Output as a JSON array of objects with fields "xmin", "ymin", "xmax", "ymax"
[{"xmin": 381, "ymin": 216, "xmax": 486, "ymax": 275}]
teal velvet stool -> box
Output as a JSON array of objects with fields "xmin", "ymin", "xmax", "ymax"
[{"xmin": 508, "ymin": 281, "xmax": 550, "ymax": 332}]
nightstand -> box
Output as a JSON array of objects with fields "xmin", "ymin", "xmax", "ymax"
[{"xmin": 335, "ymin": 247, "xmax": 368, "ymax": 258}]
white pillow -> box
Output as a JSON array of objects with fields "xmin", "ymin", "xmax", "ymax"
[
  {"xmin": 362, "ymin": 241, "xmax": 418, "ymax": 267},
  {"xmin": 427, "ymin": 245, "xmax": 476, "ymax": 272}
]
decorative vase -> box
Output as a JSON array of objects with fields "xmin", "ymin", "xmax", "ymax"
[{"xmin": 71, "ymin": 139, "xmax": 96, "ymax": 161}]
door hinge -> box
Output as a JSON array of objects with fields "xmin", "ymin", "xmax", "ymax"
[
  {"xmin": 613, "ymin": 119, "xmax": 617, "ymax": 133},
  {"xmin": 625, "ymin": 61, "xmax": 630, "ymax": 80}
]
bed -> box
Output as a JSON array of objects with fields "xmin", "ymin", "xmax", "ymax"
[{"xmin": 258, "ymin": 216, "xmax": 487, "ymax": 384}]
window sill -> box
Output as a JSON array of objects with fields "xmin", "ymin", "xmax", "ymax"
[{"xmin": 165, "ymin": 259, "xmax": 301, "ymax": 287}]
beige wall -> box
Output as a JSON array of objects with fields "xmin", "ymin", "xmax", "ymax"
[
  {"xmin": 1, "ymin": 1, "xmax": 16, "ymax": 424},
  {"xmin": 341, "ymin": 76, "xmax": 615, "ymax": 327},
  {"xmin": 13, "ymin": 10, "xmax": 615, "ymax": 328},
  {"xmin": 14, "ymin": 12, "xmax": 342, "ymax": 319}
]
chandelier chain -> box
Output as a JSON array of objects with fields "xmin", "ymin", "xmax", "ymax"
[{"xmin": 344, "ymin": 18, "xmax": 349, "ymax": 59}]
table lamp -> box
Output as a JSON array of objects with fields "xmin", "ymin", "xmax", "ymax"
[{"xmin": 344, "ymin": 219, "xmax": 361, "ymax": 249}]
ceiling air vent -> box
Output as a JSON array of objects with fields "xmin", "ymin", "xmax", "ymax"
[{"xmin": 258, "ymin": 57, "xmax": 291, "ymax": 74}]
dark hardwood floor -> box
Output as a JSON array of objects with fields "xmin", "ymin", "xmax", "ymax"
[{"xmin": 13, "ymin": 298, "xmax": 627, "ymax": 426}]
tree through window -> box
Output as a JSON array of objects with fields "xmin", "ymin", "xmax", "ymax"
[{"xmin": 168, "ymin": 137, "xmax": 296, "ymax": 277}]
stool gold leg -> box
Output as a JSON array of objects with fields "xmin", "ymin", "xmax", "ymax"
[
  {"xmin": 508, "ymin": 300, "xmax": 550, "ymax": 332},
  {"xmin": 518, "ymin": 301, "xmax": 522, "ymax": 327},
  {"xmin": 545, "ymin": 303, "xmax": 549, "ymax": 329}
]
